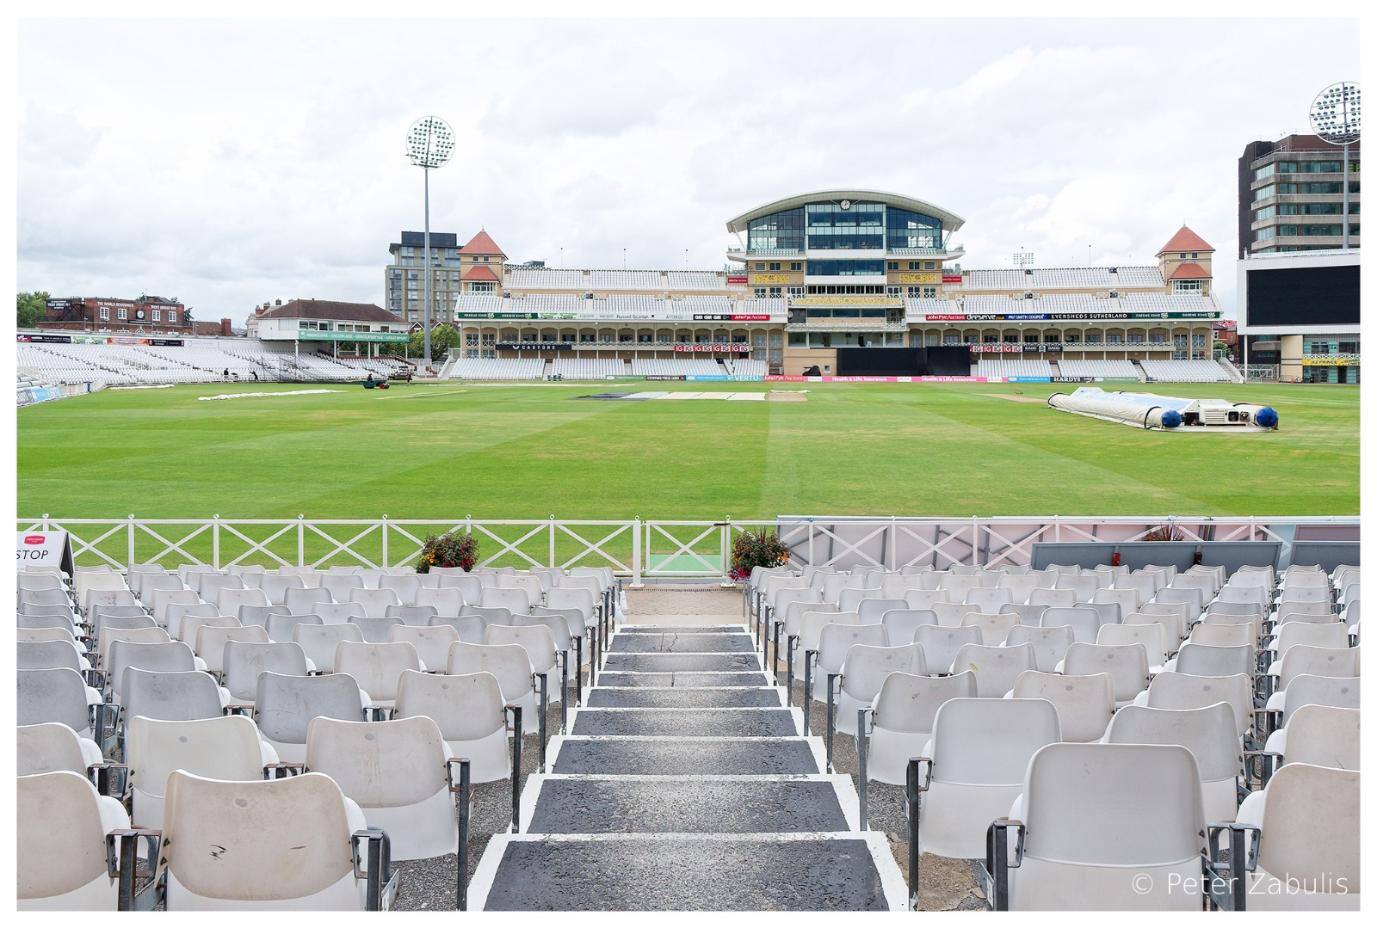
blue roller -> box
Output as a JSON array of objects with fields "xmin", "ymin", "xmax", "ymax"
[
  {"xmin": 1256, "ymin": 407, "xmax": 1279, "ymax": 429},
  {"xmin": 1160, "ymin": 410, "xmax": 1182, "ymax": 429}
]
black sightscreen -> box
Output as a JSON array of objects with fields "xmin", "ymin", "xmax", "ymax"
[
  {"xmin": 835, "ymin": 346, "xmax": 971, "ymax": 376},
  {"xmin": 1246, "ymin": 264, "xmax": 1359, "ymax": 327}
]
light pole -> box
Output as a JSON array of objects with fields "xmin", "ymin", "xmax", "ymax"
[
  {"xmin": 1309, "ymin": 82, "xmax": 1361, "ymax": 250},
  {"xmin": 405, "ymin": 116, "xmax": 455, "ymax": 368}
]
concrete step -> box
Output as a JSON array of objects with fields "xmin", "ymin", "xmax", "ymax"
[
  {"xmin": 570, "ymin": 707, "xmax": 800, "ymax": 737},
  {"xmin": 522, "ymin": 774, "xmax": 857, "ymax": 834},
  {"xmin": 584, "ymin": 686, "xmax": 783, "ymax": 708},
  {"xmin": 595, "ymin": 671, "xmax": 771, "ymax": 687},
  {"xmin": 619, "ymin": 625, "xmax": 747, "ymax": 634},
  {"xmin": 549, "ymin": 736, "xmax": 821, "ymax": 776},
  {"xmin": 609, "ymin": 632, "xmax": 757, "ymax": 653},
  {"xmin": 473, "ymin": 833, "xmax": 905, "ymax": 911},
  {"xmin": 602, "ymin": 653, "xmax": 762, "ymax": 673}
]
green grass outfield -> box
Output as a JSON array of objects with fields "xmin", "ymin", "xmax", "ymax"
[{"xmin": 17, "ymin": 380, "xmax": 1358, "ymax": 521}]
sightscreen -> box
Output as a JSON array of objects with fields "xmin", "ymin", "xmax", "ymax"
[
  {"xmin": 1246, "ymin": 264, "xmax": 1359, "ymax": 327},
  {"xmin": 835, "ymin": 346, "xmax": 972, "ymax": 376}
]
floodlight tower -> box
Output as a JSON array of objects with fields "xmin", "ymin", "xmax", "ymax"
[
  {"xmin": 1308, "ymin": 82, "xmax": 1361, "ymax": 250},
  {"xmin": 405, "ymin": 116, "xmax": 455, "ymax": 368}
]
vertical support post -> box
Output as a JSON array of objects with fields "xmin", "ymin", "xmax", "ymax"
[
  {"xmin": 127, "ymin": 515, "xmax": 136, "ymax": 569},
  {"xmin": 381, "ymin": 515, "xmax": 389, "ymax": 569},
  {"xmin": 632, "ymin": 518, "xmax": 642, "ymax": 587},
  {"xmin": 455, "ymin": 759, "xmax": 470, "ymax": 911},
  {"xmin": 423, "ymin": 164, "xmax": 432, "ymax": 367},
  {"xmin": 212, "ymin": 514, "xmax": 220, "ymax": 569},
  {"xmin": 549, "ymin": 519, "xmax": 556, "ymax": 568},
  {"xmin": 507, "ymin": 705, "xmax": 523, "ymax": 832},
  {"xmin": 1342, "ymin": 140, "xmax": 1351, "ymax": 250},
  {"xmin": 721, "ymin": 518, "xmax": 731, "ymax": 585},
  {"xmin": 297, "ymin": 515, "xmax": 305, "ymax": 568},
  {"xmin": 856, "ymin": 709, "xmax": 869, "ymax": 828},
  {"xmin": 906, "ymin": 759, "xmax": 922, "ymax": 911}
]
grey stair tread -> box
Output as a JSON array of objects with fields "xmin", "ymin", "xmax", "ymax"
[
  {"xmin": 480, "ymin": 837, "xmax": 895, "ymax": 911},
  {"xmin": 572, "ymin": 708, "xmax": 798, "ymax": 737},
  {"xmin": 552, "ymin": 738, "xmax": 819, "ymax": 775},
  {"xmin": 528, "ymin": 778, "xmax": 849, "ymax": 834},
  {"xmin": 595, "ymin": 671, "xmax": 771, "ymax": 687},
  {"xmin": 585, "ymin": 687, "xmax": 782, "ymax": 708},
  {"xmin": 620, "ymin": 625, "xmax": 748, "ymax": 633},
  {"xmin": 610, "ymin": 633, "xmax": 757, "ymax": 653},
  {"xmin": 602, "ymin": 653, "xmax": 762, "ymax": 673}
]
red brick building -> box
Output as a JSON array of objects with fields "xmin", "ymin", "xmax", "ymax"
[{"xmin": 41, "ymin": 295, "xmax": 192, "ymax": 334}]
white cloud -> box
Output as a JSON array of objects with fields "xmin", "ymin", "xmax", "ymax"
[{"xmin": 16, "ymin": 17, "xmax": 1358, "ymax": 322}]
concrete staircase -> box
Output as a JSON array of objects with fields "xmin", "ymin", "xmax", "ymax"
[{"xmin": 470, "ymin": 622, "xmax": 905, "ymax": 911}]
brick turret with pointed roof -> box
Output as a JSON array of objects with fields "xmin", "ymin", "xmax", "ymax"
[
  {"xmin": 458, "ymin": 229, "xmax": 507, "ymax": 293},
  {"xmin": 1156, "ymin": 225, "xmax": 1214, "ymax": 294}
]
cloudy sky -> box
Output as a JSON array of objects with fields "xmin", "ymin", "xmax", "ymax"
[{"xmin": 16, "ymin": 16, "xmax": 1359, "ymax": 324}]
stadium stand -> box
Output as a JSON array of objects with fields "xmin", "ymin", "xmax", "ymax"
[
  {"xmin": 17, "ymin": 547, "xmax": 1358, "ymax": 910},
  {"xmin": 974, "ymin": 358, "xmax": 1055, "ymax": 379},
  {"xmin": 626, "ymin": 357, "xmax": 724, "ymax": 377},
  {"xmin": 549, "ymin": 357, "xmax": 627, "ymax": 379},
  {"xmin": 1056, "ymin": 359, "xmax": 1141, "ymax": 380},
  {"xmin": 446, "ymin": 357, "xmax": 546, "ymax": 380},
  {"xmin": 1140, "ymin": 359, "xmax": 1233, "ymax": 382}
]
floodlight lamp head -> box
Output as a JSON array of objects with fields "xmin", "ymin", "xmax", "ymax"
[
  {"xmin": 406, "ymin": 116, "xmax": 455, "ymax": 168},
  {"xmin": 1309, "ymin": 82, "xmax": 1361, "ymax": 145}
]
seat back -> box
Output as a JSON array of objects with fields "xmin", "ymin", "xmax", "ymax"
[
  {"xmin": 1040, "ymin": 606, "xmax": 1101, "ymax": 643},
  {"xmin": 347, "ymin": 588, "xmax": 402, "ymax": 619},
  {"xmin": 388, "ymin": 604, "xmax": 439, "ymax": 625},
  {"xmin": 1096, "ymin": 622, "xmax": 1166, "ymax": 667},
  {"xmin": 447, "ymin": 641, "xmax": 533, "ymax": 702},
  {"xmin": 1174, "ymin": 642, "xmax": 1253, "ymax": 678},
  {"xmin": 416, "ymin": 587, "xmax": 466, "ymax": 616},
  {"xmin": 959, "ymin": 611, "xmax": 1020, "ymax": 647},
  {"xmin": 1282, "ymin": 704, "xmax": 1360, "ymax": 770},
  {"xmin": 260, "ymin": 573, "xmax": 307, "ymax": 605},
  {"xmin": 127, "ymin": 715, "xmax": 266, "ymax": 798},
  {"xmin": 334, "ymin": 641, "xmax": 421, "ymax": 702},
  {"xmin": 1281, "ymin": 674, "xmax": 1360, "ymax": 716},
  {"xmin": 1105, "ymin": 702, "xmax": 1240, "ymax": 782},
  {"xmin": 394, "ymin": 669, "xmax": 507, "ymax": 741},
  {"xmin": 913, "ymin": 625, "xmax": 982, "ymax": 673},
  {"xmin": 265, "ymin": 612, "xmax": 323, "ymax": 643},
  {"xmin": 195, "ymin": 624, "xmax": 270, "ymax": 674},
  {"xmin": 880, "ymin": 609, "xmax": 936, "ymax": 645},
  {"xmin": 903, "ymin": 589, "xmax": 951, "ymax": 610},
  {"xmin": 305, "ymin": 715, "xmax": 448, "ymax": 807},
  {"xmin": 1063, "ymin": 642, "xmax": 1150, "ymax": 702},
  {"xmin": 17, "ymin": 668, "xmax": 93, "ymax": 734},
  {"xmin": 839, "ymin": 644, "xmax": 926, "ymax": 701},
  {"xmin": 285, "ymin": 586, "xmax": 334, "ymax": 614},
  {"xmin": 929, "ymin": 697, "xmax": 1060, "ymax": 785},
  {"xmin": 109, "ymin": 640, "xmax": 198, "ymax": 703},
  {"xmin": 254, "ymin": 671, "xmax": 366, "ymax": 745},
  {"xmin": 871, "ymin": 670, "xmax": 978, "ymax": 733},
  {"xmin": 1254, "ymin": 763, "xmax": 1360, "ymax": 890},
  {"xmin": 950, "ymin": 642, "xmax": 1036, "ymax": 697},
  {"xmin": 816, "ymin": 623, "xmax": 887, "ymax": 673},
  {"xmin": 223, "ymin": 641, "xmax": 310, "ymax": 701},
  {"xmin": 1011, "ymin": 670, "xmax": 1115, "ymax": 742},
  {"xmin": 18, "ymin": 771, "xmax": 120, "ymax": 902},
  {"xmin": 160, "ymin": 770, "xmax": 357, "ymax": 904},
  {"xmin": 388, "ymin": 624, "xmax": 460, "ymax": 671},
  {"xmin": 1003, "ymin": 625, "xmax": 1075, "ymax": 673},
  {"xmin": 482, "ymin": 623, "xmax": 557, "ymax": 672},
  {"xmin": 124, "ymin": 669, "xmax": 225, "ymax": 722},
  {"xmin": 1021, "ymin": 743, "xmax": 1203, "ymax": 866},
  {"xmin": 18, "ymin": 639, "xmax": 85, "ymax": 673},
  {"xmin": 856, "ymin": 597, "xmax": 908, "ymax": 625},
  {"xmin": 480, "ymin": 586, "xmax": 531, "ymax": 615},
  {"xmin": 379, "ymin": 575, "xmax": 421, "ymax": 604},
  {"xmin": 1144, "ymin": 671, "xmax": 1253, "ymax": 738},
  {"xmin": 17, "ymin": 722, "xmax": 92, "ymax": 777}
]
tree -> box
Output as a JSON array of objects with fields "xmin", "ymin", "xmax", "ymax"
[
  {"xmin": 17, "ymin": 291, "xmax": 49, "ymax": 328},
  {"xmin": 405, "ymin": 323, "xmax": 460, "ymax": 358}
]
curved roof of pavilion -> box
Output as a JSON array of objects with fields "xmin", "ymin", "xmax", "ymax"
[{"xmin": 725, "ymin": 190, "xmax": 966, "ymax": 234}]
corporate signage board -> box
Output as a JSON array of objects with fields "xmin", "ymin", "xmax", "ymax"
[
  {"xmin": 300, "ymin": 331, "xmax": 409, "ymax": 343},
  {"xmin": 16, "ymin": 333, "xmax": 73, "ymax": 343},
  {"xmin": 1300, "ymin": 354, "xmax": 1360, "ymax": 366},
  {"xmin": 17, "ymin": 530, "xmax": 74, "ymax": 575},
  {"xmin": 921, "ymin": 311, "xmax": 1220, "ymax": 322},
  {"xmin": 495, "ymin": 342, "xmax": 573, "ymax": 351},
  {"xmin": 672, "ymin": 343, "xmax": 750, "ymax": 353},
  {"xmin": 942, "ymin": 275, "xmax": 964, "ymax": 284},
  {"xmin": 726, "ymin": 275, "xmax": 749, "ymax": 285},
  {"xmin": 752, "ymin": 273, "xmax": 793, "ymax": 284},
  {"xmin": 792, "ymin": 296, "xmax": 904, "ymax": 309},
  {"xmin": 895, "ymin": 272, "xmax": 941, "ymax": 284},
  {"xmin": 691, "ymin": 313, "xmax": 773, "ymax": 321}
]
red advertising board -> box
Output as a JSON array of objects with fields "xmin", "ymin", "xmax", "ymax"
[
  {"xmin": 942, "ymin": 275, "xmax": 964, "ymax": 284},
  {"xmin": 726, "ymin": 275, "xmax": 748, "ymax": 285}
]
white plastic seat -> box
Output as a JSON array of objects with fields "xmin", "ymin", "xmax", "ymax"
[
  {"xmin": 1040, "ymin": 606, "xmax": 1101, "ymax": 643},
  {"xmin": 125, "ymin": 715, "xmax": 276, "ymax": 828},
  {"xmin": 863, "ymin": 671, "xmax": 978, "ymax": 785},
  {"xmin": 286, "ymin": 586, "xmax": 334, "ymax": 615},
  {"xmin": 1061, "ymin": 642, "xmax": 1150, "ymax": 706},
  {"xmin": 239, "ymin": 604, "xmax": 288, "ymax": 628},
  {"xmin": 1271, "ymin": 621, "xmax": 1348, "ymax": 660},
  {"xmin": 1217, "ymin": 584, "xmax": 1269, "ymax": 607},
  {"xmin": 1275, "ymin": 673, "xmax": 1359, "ymax": 721},
  {"xmin": 416, "ymin": 587, "xmax": 465, "ymax": 617},
  {"xmin": 950, "ymin": 642, "xmax": 1036, "ymax": 697},
  {"xmin": 1170, "ymin": 642, "xmax": 1254, "ymax": 678},
  {"xmin": 1001, "ymin": 743, "xmax": 1205, "ymax": 910},
  {"xmin": 481, "ymin": 586, "xmax": 531, "ymax": 615},
  {"xmin": 222, "ymin": 640, "xmax": 312, "ymax": 705},
  {"xmin": 1264, "ymin": 703, "xmax": 1359, "ymax": 771},
  {"xmin": 931, "ymin": 602, "xmax": 978, "ymax": 627},
  {"xmin": 17, "ymin": 771, "xmax": 130, "ymax": 910},
  {"xmin": 1186, "ymin": 621, "xmax": 1258, "ymax": 652},
  {"xmin": 320, "ymin": 573, "xmax": 364, "ymax": 603},
  {"xmin": 216, "ymin": 586, "xmax": 270, "ymax": 617},
  {"xmin": 254, "ymin": 671, "xmax": 368, "ymax": 763},
  {"xmin": 1135, "ymin": 671, "xmax": 1254, "ymax": 740},
  {"xmin": 379, "ymin": 575, "xmax": 421, "ymax": 605},
  {"xmin": 18, "ymin": 667, "xmax": 102, "ymax": 739},
  {"xmin": 264, "ymin": 612, "xmax": 323, "ymax": 643},
  {"xmin": 438, "ymin": 573, "xmax": 483, "ymax": 603},
  {"xmin": 394, "ymin": 669, "xmax": 511, "ymax": 782},
  {"xmin": 1096, "ymin": 622, "xmax": 1167, "ymax": 674},
  {"xmin": 959, "ymin": 611, "xmax": 1020, "ymax": 647},
  {"xmin": 965, "ymin": 588, "xmax": 1011, "ymax": 613},
  {"xmin": 914, "ymin": 625, "xmax": 982, "ymax": 674},
  {"xmin": 834, "ymin": 643, "xmax": 926, "ymax": 736},
  {"xmin": 1011, "ymin": 670, "xmax": 1114, "ymax": 742},
  {"xmin": 18, "ymin": 638, "xmax": 91, "ymax": 674},
  {"xmin": 305, "ymin": 715, "xmax": 460, "ymax": 861},
  {"xmin": 916, "ymin": 697, "xmax": 1061, "ymax": 858},
  {"xmin": 546, "ymin": 587, "xmax": 595, "ymax": 629},
  {"xmin": 334, "ymin": 641, "xmax": 420, "ymax": 711},
  {"xmin": 483, "ymin": 623, "xmax": 561, "ymax": 704},
  {"xmin": 388, "ymin": 604, "xmax": 438, "ymax": 626},
  {"xmin": 260, "ymin": 573, "xmax": 307, "ymax": 605},
  {"xmin": 903, "ymin": 589, "xmax": 951, "ymax": 611},
  {"xmin": 811, "ymin": 623, "xmax": 887, "ymax": 703},
  {"xmin": 158, "ymin": 769, "xmax": 379, "ymax": 909},
  {"xmin": 165, "ymin": 603, "xmax": 218, "ymax": 641},
  {"xmin": 1003, "ymin": 625, "xmax": 1075, "ymax": 673},
  {"xmin": 17, "ymin": 721, "xmax": 104, "ymax": 777},
  {"xmin": 194, "ymin": 624, "xmax": 270, "ymax": 676},
  {"xmin": 347, "ymin": 588, "xmax": 401, "ymax": 619},
  {"xmin": 123, "ymin": 668, "xmax": 228, "ymax": 721},
  {"xmin": 856, "ymin": 597, "xmax": 908, "ymax": 625},
  {"xmin": 388, "ymin": 624, "xmax": 460, "ymax": 673},
  {"xmin": 1105, "ymin": 702, "xmax": 1241, "ymax": 822},
  {"xmin": 107, "ymin": 639, "xmax": 200, "ymax": 704},
  {"xmin": 447, "ymin": 640, "xmax": 538, "ymax": 734},
  {"xmin": 881, "ymin": 608, "xmax": 937, "ymax": 645},
  {"xmin": 1232, "ymin": 763, "xmax": 1358, "ymax": 910}
]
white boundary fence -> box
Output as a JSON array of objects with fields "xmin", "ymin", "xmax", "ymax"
[{"xmin": 16, "ymin": 515, "xmax": 1359, "ymax": 584}]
